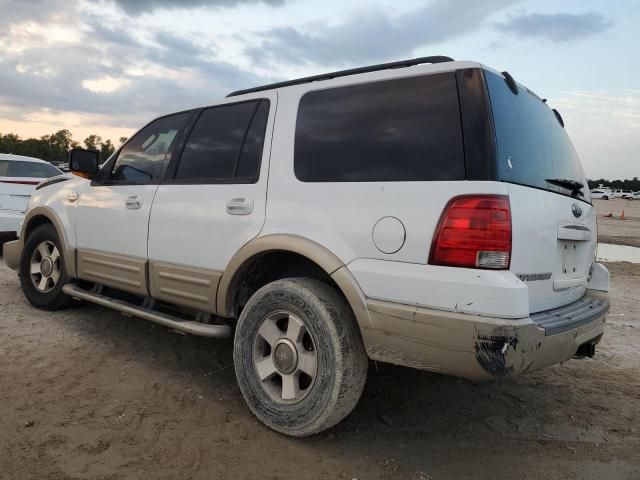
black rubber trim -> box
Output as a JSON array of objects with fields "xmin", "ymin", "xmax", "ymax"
[
  {"xmin": 35, "ymin": 176, "xmax": 70, "ymax": 190},
  {"xmin": 531, "ymin": 293, "xmax": 609, "ymax": 336},
  {"xmin": 501, "ymin": 71, "xmax": 518, "ymax": 94},
  {"xmin": 553, "ymin": 108, "xmax": 565, "ymax": 127}
]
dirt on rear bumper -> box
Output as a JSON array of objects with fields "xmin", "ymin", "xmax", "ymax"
[{"xmin": 362, "ymin": 290, "xmax": 609, "ymax": 381}]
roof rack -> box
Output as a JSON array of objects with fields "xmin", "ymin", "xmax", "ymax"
[{"xmin": 226, "ymin": 55, "xmax": 454, "ymax": 97}]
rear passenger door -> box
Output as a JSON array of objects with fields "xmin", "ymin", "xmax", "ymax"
[{"xmin": 147, "ymin": 95, "xmax": 275, "ymax": 312}]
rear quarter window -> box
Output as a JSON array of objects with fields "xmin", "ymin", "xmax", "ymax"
[{"xmin": 294, "ymin": 73, "xmax": 465, "ymax": 182}]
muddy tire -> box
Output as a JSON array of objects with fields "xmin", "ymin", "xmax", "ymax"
[
  {"xmin": 233, "ymin": 278, "xmax": 368, "ymax": 437},
  {"xmin": 19, "ymin": 223, "xmax": 73, "ymax": 310}
]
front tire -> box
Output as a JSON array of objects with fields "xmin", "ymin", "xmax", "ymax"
[
  {"xmin": 19, "ymin": 223, "xmax": 73, "ymax": 310},
  {"xmin": 233, "ymin": 278, "xmax": 368, "ymax": 437}
]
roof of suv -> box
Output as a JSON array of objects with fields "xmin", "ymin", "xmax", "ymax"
[{"xmin": 0, "ymin": 153, "xmax": 50, "ymax": 163}]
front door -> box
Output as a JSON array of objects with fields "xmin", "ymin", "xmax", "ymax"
[
  {"xmin": 75, "ymin": 112, "xmax": 190, "ymax": 295},
  {"xmin": 147, "ymin": 95, "xmax": 275, "ymax": 312}
]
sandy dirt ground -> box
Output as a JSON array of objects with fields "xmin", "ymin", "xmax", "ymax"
[
  {"xmin": 594, "ymin": 198, "xmax": 640, "ymax": 247},
  {"xmin": 1, "ymin": 242, "xmax": 639, "ymax": 478}
]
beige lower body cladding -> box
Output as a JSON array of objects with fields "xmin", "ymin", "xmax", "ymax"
[
  {"xmin": 362, "ymin": 293, "xmax": 607, "ymax": 381},
  {"xmin": 149, "ymin": 261, "xmax": 221, "ymax": 313},
  {"xmin": 77, "ymin": 249, "xmax": 147, "ymax": 296}
]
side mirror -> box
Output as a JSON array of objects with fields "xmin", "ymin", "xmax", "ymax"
[{"xmin": 69, "ymin": 148, "xmax": 99, "ymax": 179}]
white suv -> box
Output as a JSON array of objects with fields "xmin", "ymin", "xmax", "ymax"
[{"xmin": 3, "ymin": 57, "xmax": 610, "ymax": 436}]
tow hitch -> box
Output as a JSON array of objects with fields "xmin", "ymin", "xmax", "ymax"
[{"xmin": 573, "ymin": 334, "xmax": 602, "ymax": 359}]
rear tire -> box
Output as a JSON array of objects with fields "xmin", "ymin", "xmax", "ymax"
[
  {"xmin": 233, "ymin": 278, "xmax": 368, "ymax": 437},
  {"xmin": 19, "ymin": 223, "xmax": 73, "ymax": 310}
]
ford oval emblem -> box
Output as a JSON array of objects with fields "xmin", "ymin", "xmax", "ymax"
[{"xmin": 572, "ymin": 203, "xmax": 583, "ymax": 218}]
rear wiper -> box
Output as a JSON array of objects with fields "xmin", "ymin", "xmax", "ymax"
[{"xmin": 545, "ymin": 178, "xmax": 584, "ymax": 197}]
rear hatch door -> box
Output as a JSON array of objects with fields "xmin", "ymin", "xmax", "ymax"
[
  {"xmin": 508, "ymin": 184, "xmax": 595, "ymax": 313},
  {"xmin": 484, "ymin": 69, "xmax": 595, "ymax": 314}
]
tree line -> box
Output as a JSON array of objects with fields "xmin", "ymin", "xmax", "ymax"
[
  {"xmin": 587, "ymin": 178, "xmax": 640, "ymax": 192},
  {"xmin": 0, "ymin": 130, "xmax": 127, "ymax": 165}
]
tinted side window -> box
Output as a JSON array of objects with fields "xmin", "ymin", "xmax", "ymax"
[
  {"xmin": 175, "ymin": 100, "xmax": 269, "ymax": 182},
  {"xmin": 295, "ymin": 73, "xmax": 465, "ymax": 182},
  {"xmin": 109, "ymin": 113, "xmax": 189, "ymax": 183},
  {"xmin": 236, "ymin": 101, "xmax": 269, "ymax": 179}
]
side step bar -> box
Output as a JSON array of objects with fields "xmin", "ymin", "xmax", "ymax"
[{"xmin": 62, "ymin": 283, "xmax": 232, "ymax": 338}]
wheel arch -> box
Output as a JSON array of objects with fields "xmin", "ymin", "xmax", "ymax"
[
  {"xmin": 21, "ymin": 207, "xmax": 76, "ymax": 277},
  {"xmin": 217, "ymin": 234, "xmax": 372, "ymax": 335}
]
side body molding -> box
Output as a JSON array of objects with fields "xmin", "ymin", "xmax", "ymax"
[{"xmin": 216, "ymin": 234, "xmax": 373, "ymax": 334}]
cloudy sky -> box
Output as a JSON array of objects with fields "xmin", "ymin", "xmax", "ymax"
[{"xmin": 0, "ymin": 0, "xmax": 638, "ymax": 179}]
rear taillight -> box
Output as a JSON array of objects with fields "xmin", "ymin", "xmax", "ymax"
[{"xmin": 429, "ymin": 195, "xmax": 511, "ymax": 270}]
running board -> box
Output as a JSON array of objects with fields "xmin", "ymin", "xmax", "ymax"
[{"xmin": 62, "ymin": 283, "xmax": 232, "ymax": 338}]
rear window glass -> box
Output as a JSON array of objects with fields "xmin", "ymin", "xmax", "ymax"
[
  {"xmin": 294, "ymin": 73, "xmax": 465, "ymax": 182},
  {"xmin": 485, "ymin": 71, "xmax": 590, "ymax": 202},
  {"xmin": 0, "ymin": 160, "xmax": 61, "ymax": 178}
]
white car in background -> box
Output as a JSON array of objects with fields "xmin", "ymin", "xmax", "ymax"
[
  {"xmin": 0, "ymin": 154, "xmax": 63, "ymax": 236},
  {"xmin": 590, "ymin": 189, "xmax": 611, "ymax": 200},
  {"xmin": 612, "ymin": 189, "xmax": 634, "ymax": 199}
]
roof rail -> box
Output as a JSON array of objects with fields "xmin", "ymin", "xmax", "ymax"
[{"xmin": 226, "ymin": 55, "xmax": 454, "ymax": 97}]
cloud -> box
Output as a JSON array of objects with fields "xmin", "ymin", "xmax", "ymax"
[
  {"xmin": 495, "ymin": 12, "xmax": 612, "ymax": 41},
  {"xmin": 0, "ymin": 0, "xmax": 70, "ymax": 27},
  {"xmin": 554, "ymin": 90, "xmax": 640, "ymax": 133},
  {"xmin": 89, "ymin": 0, "xmax": 286, "ymax": 15},
  {"xmin": 82, "ymin": 76, "xmax": 132, "ymax": 93},
  {"xmin": 0, "ymin": 15, "xmax": 261, "ymax": 132},
  {"xmin": 550, "ymin": 90, "xmax": 640, "ymax": 179},
  {"xmin": 247, "ymin": 0, "xmax": 516, "ymax": 67}
]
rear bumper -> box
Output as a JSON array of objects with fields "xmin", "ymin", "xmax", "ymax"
[
  {"xmin": 2, "ymin": 239, "xmax": 22, "ymax": 271},
  {"xmin": 361, "ymin": 290, "xmax": 609, "ymax": 381}
]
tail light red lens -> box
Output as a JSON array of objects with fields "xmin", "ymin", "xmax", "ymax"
[{"xmin": 429, "ymin": 195, "xmax": 511, "ymax": 270}]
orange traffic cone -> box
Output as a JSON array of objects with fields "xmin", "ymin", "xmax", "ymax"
[{"xmin": 621, "ymin": 210, "xmax": 625, "ymax": 219}]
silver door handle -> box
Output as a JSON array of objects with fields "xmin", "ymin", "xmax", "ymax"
[
  {"xmin": 226, "ymin": 198, "xmax": 254, "ymax": 215},
  {"xmin": 67, "ymin": 191, "xmax": 79, "ymax": 203},
  {"xmin": 126, "ymin": 196, "xmax": 142, "ymax": 210}
]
